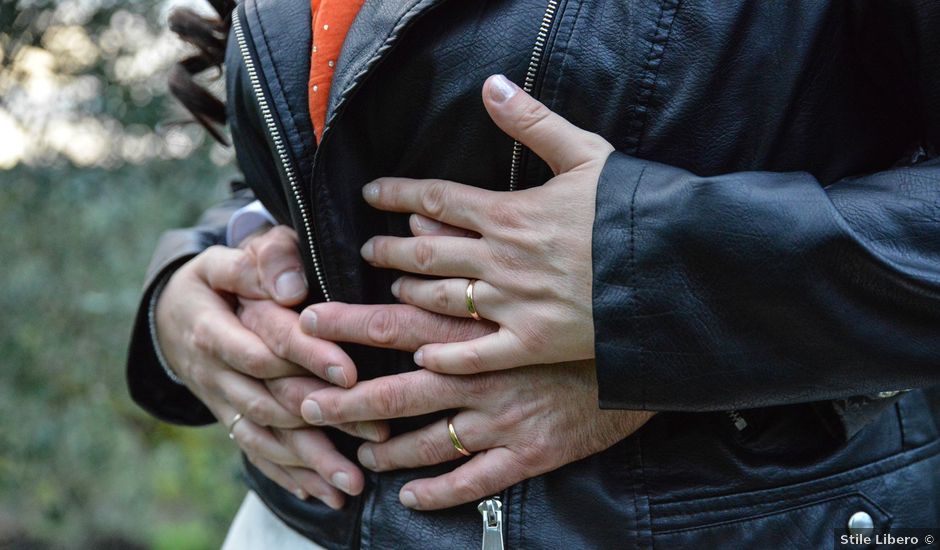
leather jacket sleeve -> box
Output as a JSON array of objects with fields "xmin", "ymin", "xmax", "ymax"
[
  {"xmin": 593, "ymin": 3, "xmax": 940, "ymax": 412},
  {"xmin": 125, "ymin": 187, "xmax": 254, "ymax": 425},
  {"xmin": 592, "ymin": 152, "xmax": 940, "ymax": 411}
]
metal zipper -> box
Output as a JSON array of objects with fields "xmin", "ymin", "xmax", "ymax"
[
  {"xmin": 479, "ymin": 498, "xmax": 505, "ymax": 550},
  {"xmin": 232, "ymin": 9, "xmax": 331, "ymax": 301},
  {"xmin": 508, "ymin": 0, "xmax": 560, "ymax": 191}
]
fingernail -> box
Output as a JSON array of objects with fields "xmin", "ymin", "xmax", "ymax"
[
  {"xmin": 294, "ymin": 488, "xmax": 308, "ymax": 500},
  {"xmin": 489, "ymin": 74, "xmax": 518, "ymax": 103},
  {"xmin": 326, "ymin": 366, "xmax": 348, "ymax": 388},
  {"xmin": 400, "ymin": 490, "xmax": 419, "ymax": 509},
  {"xmin": 300, "ymin": 309, "xmax": 317, "ymax": 334},
  {"xmin": 390, "ymin": 279, "xmax": 401, "ymax": 299},
  {"xmin": 413, "ymin": 350, "xmax": 424, "ymax": 366},
  {"xmin": 357, "ymin": 422, "xmax": 381, "ymax": 442},
  {"xmin": 331, "ymin": 472, "xmax": 351, "ymax": 494},
  {"xmin": 360, "ymin": 240, "xmax": 375, "ymax": 262},
  {"xmin": 413, "ymin": 214, "xmax": 441, "ymax": 233},
  {"xmin": 358, "ymin": 446, "xmax": 377, "ymax": 470},
  {"xmin": 275, "ymin": 270, "xmax": 307, "ymax": 301},
  {"xmin": 363, "ymin": 182, "xmax": 379, "ymax": 202},
  {"xmin": 301, "ymin": 399, "xmax": 323, "ymax": 424}
]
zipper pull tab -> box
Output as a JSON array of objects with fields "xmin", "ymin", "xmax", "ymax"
[{"xmin": 478, "ymin": 498, "xmax": 505, "ymax": 550}]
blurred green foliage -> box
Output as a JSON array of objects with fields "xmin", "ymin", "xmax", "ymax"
[{"xmin": 0, "ymin": 0, "xmax": 248, "ymax": 548}]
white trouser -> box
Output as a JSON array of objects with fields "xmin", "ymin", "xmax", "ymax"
[{"xmin": 221, "ymin": 491, "xmax": 326, "ymax": 550}]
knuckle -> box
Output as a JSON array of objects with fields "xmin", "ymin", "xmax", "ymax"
[
  {"xmin": 366, "ymin": 309, "xmax": 398, "ymax": 346},
  {"xmin": 513, "ymin": 447, "xmax": 542, "ymax": 474},
  {"xmin": 240, "ymin": 349, "xmax": 268, "ymax": 377},
  {"xmin": 432, "ymin": 281, "xmax": 451, "ymax": 310},
  {"xmin": 460, "ymin": 346, "xmax": 488, "ymax": 374},
  {"xmin": 452, "ymin": 474, "xmax": 484, "ymax": 501},
  {"xmin": 516, "ymin": 321, "xmax": 552, "ymax": 356},
  {"xmin": 488, "ymin": 241, "xmax": 528, "ymax": 272},
  {"xmin": 486, "ymin": 198, "xmax": 524, "ymax": 231},
  {"xmin": 271, "ymin": 321, "xmax": 297, "ymax": 360},
  {"xmin": 463, "ymin": 373, "xmax": 497, "ymax": 401},
  {"xmin": 239, "ymin": 431, "xmax": 261, "ymax": 454},
  {"xmin": 420, "ymin": 181, "xmax": 448, "ymax": 219},
  {"xmin": 374, "ymin": 380, "xmax": 407, "ymax": 417},
  {"xmin": 189, "ymin": 314, "xmax": 215, "ymax": 353},
  {"xmin": 413, "ymin": 239, "xmax": 435, "ymax": 273},
  {"xmin": 268, "ymin": 224, "xmax": 298, "ymax": 242},
  {"xmin": 416, "ymin": 433, "xmax": 446, "ymax": 464},
  {"xmin": 244, "ymin": 396, "xmax": 273, "ymax": 426},
  {"xmin": 516, "ymin": 100, "xmax": 551, "ymax": 134}
]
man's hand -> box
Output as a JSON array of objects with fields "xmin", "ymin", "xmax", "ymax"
[{"xmin": 301, "ymin": 362, "xmax": 654, "ymax": 510}]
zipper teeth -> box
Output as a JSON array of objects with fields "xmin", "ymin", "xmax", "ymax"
[
  {"xmin": 508, "ymin": 0, "xmax": 559, "ymax": 191},
  {"xmin": 232, "ymin": 9, "xmax": 331, "ymax": 301}
]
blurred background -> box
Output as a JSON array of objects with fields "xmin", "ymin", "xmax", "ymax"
[{"xmin": 1, "ymin": 0, "xmax": 246, "ymax": 548}]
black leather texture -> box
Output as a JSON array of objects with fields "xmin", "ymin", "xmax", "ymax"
[{"xmin": 127, "ymin": 0, "xmax": 940, "ymax": 547}]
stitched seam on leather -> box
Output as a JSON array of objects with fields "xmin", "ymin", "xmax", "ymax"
[
  {"xmin": 635, "ymin": 434, "xmax": 654, "ymax": 549},
  {"xmin": 628, "ymin": 0, "xmax": 680, "ymax": 155},
  {"xmin": 630, "ymin": 164, "xmax": 647, "ymax": 409},
  {"xmin": 657, "ymin": 492, "xmax": 879, "ymax": 535},
  {"xmin": 651, "ymin": 436, "xmax": 940, "ymax": 513}
]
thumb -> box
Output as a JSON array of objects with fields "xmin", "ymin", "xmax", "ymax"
[
  {"xmin": 249, "ymin": 226, "xmax": 308, "ymax": 306},
  {"xmin": 481, "ymin": 74, "xmax": 612, "ymax": 175},
  {"xmin": 194, "ymin": 245, "xmax": 267, "ymax": 299}
]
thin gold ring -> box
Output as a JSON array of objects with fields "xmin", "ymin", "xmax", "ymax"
[
  {"xmin": 465, "ymin": 279, "xmax": 482, "ymax": 321},
  {"xmin": 227, "ymin": 413, "xmax": 245, "ymax": 440},
  {"xmin": 447, "ymin": 416, "xmax": 472, "ymax": 457}
]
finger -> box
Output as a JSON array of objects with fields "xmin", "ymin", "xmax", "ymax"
[
  {"xmin": 229, "ymin": 415, "xmax": 304, "ymax": 465},
  {"xmin": 278, "ymin": 428, "xmax": 365, "ymax": 497},
  {"xmin": 281, "ymin": 464, "xmax": 344, "ymax": 509},
  {"xmin": 195, "ymin": 307, "xmax": 307, "ymax": 379},
  {"xmin": 239, "ymin": 299, "xmax": 357, "ymax": 387},
  {"xmin": 265, "ymin": 377, "xmax": 391, "ymax": 443},
  {"xmin": 392, "ymin": 277, "xmax": 506, "ymax": 322},
  {"xmin": 246, "ymin": 455, "xmax": 310, "ymax": 501},
  {"xmin": 482, "ymin": 74, "xmax": 613, "ymax": 176},
  {"xmin": 358, "ymin": 413, "xmax": 491, "ymax": 472},
  {"xmin": 409, "ymin": 214, "xmax": 478, "ymax": 238},
  {"xmin": 362, "ymin": 177, "xmax": 492, "ymax": 232},
  {"xmin": 300, "ymin": 302, "xmax": 495, "ymax": 352},
  {"xmin": 245, "ymin": 226, "xmax": 308, "ymax": 306},
  {"xmin": 400, "ymin": 447, "xmax": 527, "ymax": 510},
  {"xmin": 216, "ymin": 369, "xmax": 306, "ymax": 428},
  {"xmin": 301, "ymin": 370, "xmax": 469, "ymax": 425},
  {"xmin": 414, "ymin": 330, "xmax": 523, "ymax": 374},
  {"xmin": 194, "ymin": 245, "xmax": 267, "ymax": 299},
  {"xmin": 361, "ymin": 235, "xmax": 485, "ymax": 278}
]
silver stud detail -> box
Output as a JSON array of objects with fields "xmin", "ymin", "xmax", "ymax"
[
  {"xmin": 312, "ymin": 85, "xmax": 319, "ymax": 93},
  {"xmin": 847, "ymin": 511, "xmax": 874, "ymax": 536},
  {"xmin": 323, "ymin": 24, "xmax": 329, "ymax": 30},
  {"xmin": 328, "ymin": 60, "xmax": 335, "ymax": 68}
]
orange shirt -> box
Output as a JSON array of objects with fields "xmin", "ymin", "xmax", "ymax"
[{"xmin": 309, "ymin": 0, "xmax": 365, "ymax": 143}]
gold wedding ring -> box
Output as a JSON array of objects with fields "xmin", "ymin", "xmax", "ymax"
[
  {"xmin": 448, "ymin": 416, "xmax": 473, "ymax": 457},
  {"xmin": 465, "ymin": 279, "xmax": 482, "ymax": 321},
  {"xmin": 227, "ymin": 412, "xmax": 245, "ymax": 440}
]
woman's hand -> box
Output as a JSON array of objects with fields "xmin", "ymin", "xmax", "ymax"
[
  {"xmin": 324, "ymin": 74, "xmax": 614, "ymax": 374},
  {"xmin": 301, "ymin": 362, "xmax": 654, "ymax": 510},
  {"xmin": 154, "ymin": 226, "xmax": 373, "ymax": 507}
]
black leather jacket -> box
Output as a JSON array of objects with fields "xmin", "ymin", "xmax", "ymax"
[{"xmin": 128, "ymin": 0, "xmax": 940, "ymax": 547}]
